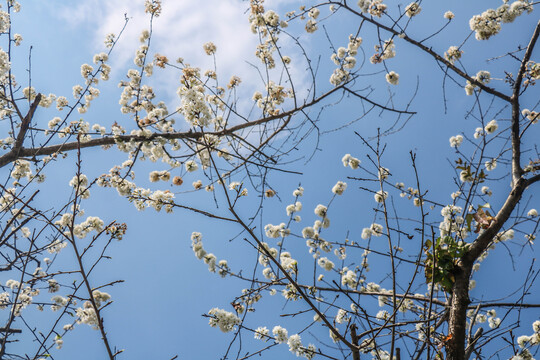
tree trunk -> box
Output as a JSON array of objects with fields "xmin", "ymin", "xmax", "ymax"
[{"xmin": 446, "ymin": 266, "xmax": 472, "ymax": 360}]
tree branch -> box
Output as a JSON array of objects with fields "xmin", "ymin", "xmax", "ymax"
[
  {"xmin": 511, "ymin": 20, "xmax": 540, "ymax": 185},
  {"xmin": 340, "ymin": 3, "xmax": 512, "ymax": 102}
]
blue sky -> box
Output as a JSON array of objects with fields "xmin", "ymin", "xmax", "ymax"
[{"xmin": 1, "ymin": 0, "xmax": 539, "ymax": 359}]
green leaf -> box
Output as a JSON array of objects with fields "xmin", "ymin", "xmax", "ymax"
[{"xmin": 465, "ymin": 213, "xmax": 474, "ymax": 231}]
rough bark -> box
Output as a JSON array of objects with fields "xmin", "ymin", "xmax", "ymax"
[{"xmin": 446, "ymin": 266, "xmax": 472, "ymax": 360}]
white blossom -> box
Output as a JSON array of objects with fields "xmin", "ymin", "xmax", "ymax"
[
  {"xmin": 272, "ymin": 325, "xmax": 288, "ymax": 343},
  {"xmin": 208, "ymin": 308, "xmax": 241, "ymax": 333},
  {"xmin": 385, "ymin": 71, "xmax": 399, "ymax": 85}
]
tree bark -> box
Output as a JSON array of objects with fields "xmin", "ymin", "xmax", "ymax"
[{"xmin": 446, "ymin": 266, "xmax": 472, "ymax": 360}]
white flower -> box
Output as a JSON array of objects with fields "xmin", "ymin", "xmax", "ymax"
[
  {"xmin": 449, "ymin": 135, "xmax": 463, "ymax": 147},
  {"xmin": 343, "ymin": 56, "xmax": 356, "ymax": 69},
  {"xmin": 317, "ymin": 257, "xmax": 334, "ymax": 271},
  {"xmin": 342, "ymin": 154, "xmax": 360, "ymax": 169},
  {"xmin": 517, "ymin": 335, "xmax": 530, "ymax": 348},
  {"xmin": 465, "ymin": 83, "xmax": 475, "ymax": 96},
  {"xmin": 14, "ymin": 33, "xmax": 23, "ymax": 46},
  {"xmin": 330, "ymin": 68, "xmax": 350, "ymax": 86},
  {"xmin": 314, "ymin": 204, "xmax": 328, "ymax": 217},
  {"xmin": 272, "ymin": 325, "xmax": 288, "ymax": 343},
  {"xmin": 265, "ymin": 223, "xmax": 289, "ymax": 238},
  {"xmin": 376, "ymin": 310, "xmax": 389, "ymax": 320},
  {"xmin": 533, "ymin": 320, "xmax": 540, "ymax": 333},
  {"xmin": 485, "ymin": 158, "xmax": 497, "ymax": 171},
  {"xmin": 405, "ymin": 2, "xmax": 421, "ymax": 17},
  {"xmin": 264, "ymin": 10, "xmax": 280, "ymax": 26},
  {"xmin": 76, "ymin": 301, "xmax": 99, "ymax": 328},
  {"xmin": 445, "ymin": 46, "xmax": 463, "ymax": 64},
  {"xmin": 262, "ymin": 267, "xmax": 275, "ymax": 280},
  {"xmin": 527, "ymin": 209, "xmax": 537, "ymax": 217},
  {"xmin": 374, "ymin": 190, "xmax": 388, "ymax": 203},
  {"xmin": 385, "ymin": 71, "xmax": 399, "ymax": 85},
  {"xmin": 229, "ymin": 182, "xmax": 241, "ymax": 191},
  {"xmin": 488, "ymin": 317, "xmax": 501, "ymax": 329},
  {"xmin": 254, "ymin": 326, "xmax": 270, "ymax": 340},
  {"xmin": 55, "ymin": 336, "xmax": 63, "ymax": 349},
  {"xmin": 80, "ymin": 64, "xmax": 94, "ymax": 79},
  {"xmin": 6, "ymin": 279, "xmax": 20, "ymax": 290},
  {"xmin": 444, "ymin": 11, "xmax": 455, "ymax": 20},
  {"xmin": 335, "ymin": 309, "xmax": 349, "ymax": 324},
  {"xmin": 361, "ymin": 227, "xmax": 373, "ymax": 239},
  {"xmin": 203, "ymin": 42, "xmax": 217, "ymax": 55},
  {"xmin": 287, "ymin": 334, "xmax": 303, "ymax": 356},
  {"xmin": 208, "ymin": 308, "xmax": 241, "ymax": 333},
  {"xmin": 468, "ymin": 3, "xmax": 531, "ymax": 41},
  {"xmin": 370, "ymin": 223, "xmax": 384, "ymax": 236},
  {"xmin": 305, "ymin": 19, "xmax": 318, "ymax": 33},
  {"xmin": 308, "ymin": 7, "xmax": 320, "ymax": 19},
  {"xmin": 341, "ymin": 270, "xmax": 357, "ymax": 288},
  {"xmin": 460, "ymin": 169, "xmax": 474, "ymax": 182},
  {"xmin": 378, "ymin": 167, "xmax": 390, "ymax": 180},
  {"xmin": 332, "ymin": 181, "xmax": 347, "ymax": 195},
  {"xmin": 48, "ymin": 279, "xmax": 60, "ymax": 293},
  {"xmin": 185, "ymin": 160, "xmax": 198, "ymax": 172},
  {"xmin": 92, "ymin": 290, "xmax": 111, "ymax": 307},
  {"xmin": 476, "ymin": 70, "xmax": 491, "ymax": 84},
  {"xmin": 280, "ymin": 252, "xmax": 297, "ymax": 272},
  {"xmin": 485, "ymin": 119, "xmax": 498, "ymax": 134},
  {"xmin": 302, "ymin": 227, "xmax": 315, "ymax": 239}
]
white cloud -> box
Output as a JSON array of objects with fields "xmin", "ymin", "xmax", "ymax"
[
  {"xmin": 56, "ymin": 1, "xmax": 261, "ymax": 86},
  {"xmin": 52, "ymin": 0, "xmax": 311, "ymax": 120}
]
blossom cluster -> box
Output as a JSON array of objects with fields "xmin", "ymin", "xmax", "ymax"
[
  {"xmin": 254, "ymin": 325, "xmax": 316, "ymax": 359},
  {"xmin": 370, "ymin": 38, "xmax": 395, "ymax": 64},
  {"xmin": 449, "ymin": 134, "xmax": 464, "ymax": 148},
  {"xmin": 191, "ymin": 232, "xmax": 229, "ymax": 277},
  {"xmin": 445, "ymin": 46, "xmax": 463, "ymax": 64},
  {"xmin": 357, "ymin": 0, "xmax": 387, "ymax": 17},
  {"xmin": 329, "ymin": 35, "xmax": 362, "ymax": 86},
  {"xmin": 176, "ymin": 67, "xmax": 213, "ymax": 127},
  {"xmin": 76, "ymin": 302, "xmax": 100, "ymax": 329},
  {"xmin": 405, "ymin": 2, "xmax": 421, "ymax": 17},
  {"xmin": 513, "ymin": 320, "xmax": 540, "ymax": 358},
  {"xmin": 469, "ymin": 1, "xmax": 533, "ymax": 40},
  {"xmin": 71, "ymin": 216, "xmax": 105, "ymax": 239},
  {"xmin": 97, "ymin": 161, "xmax": 179, "ymax": 212},
  {"xmin": 522, "ymin": 109, "xmax": 539, "ymax": 124},
  {"xmin": 2, "ymin": 281, "xmax": 38, "ymax": 316},
  {"xmin": 439, "ymin": 204, "xmax": 467, "ymax": 239},
  {"xmin": 361, "ymin": 223, "xmax": 384, "ymax": 239},
  {"xmin": 207, "ymin": 307, "xmax": 241, "ymax": 333},
  {"xmin": 341, "ymin": 153, "xmax": 361, "ymax": 169},
  {"xmin": 252, "ymin": 81, "xmax": 292, "ymax": 116},
  {"xmin": 467, "ymin": 309, "xmax": 502, "ymax": 332},
  {"xmin": 10, "ymin": 159, "xmax": 32, "ymax": 181},
  {"xmin": 465, "ymin": 70, "xmax": 491, "ymax": 96},
  {"xmin": 249, "ymin": 1, "xmax": 292, "ymax": 76}
]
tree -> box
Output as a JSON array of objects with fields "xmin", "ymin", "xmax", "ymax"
[{"xmin": 0, "ymin": 0, "xmax": 539, "ymax": 359}]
